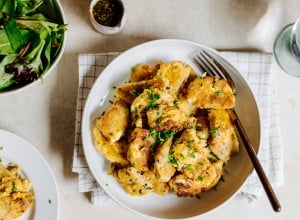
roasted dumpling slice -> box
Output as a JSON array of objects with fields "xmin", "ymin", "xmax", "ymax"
[
  {"xmin": 147, "ymin": 105, "xmax": 197, "ymax": 132},
  {"xmin": 130, "ymin": 88, "xmax": 175, "ymax": 128},
  {"xmin": 170, "ymin": 129, "xmax": 210, "ymax": 178},
  {"xmin": 129, "ymin": 61, "xmax": 162, "ymax": 82},
  {"xmin": 208, "ymin": 109, "xmax": 239, "ymax": 163},
  {"xmin": 153, "ymin": 137, "xmax": 176, "ymax": 182},
  {"xmin": 174, "ymin": 128, "xmax": 204, "ymax": 154},
  {"xmin": 92, "ymin": 126, "xmax": 129, "ymax": 166},
  {"xmin": 186, "ymin": 76, "xmax": 235, "ymax": 109},
  {"xmin": 127, "ymin": 128, "xmax": 156, "ymax": 171},
  {"xmin": 168, "ymin": 161, "xmax": 224, "ymax": 197},
  {"xmin": 116, "ymin": 167, "xmax": 169, "ymax": 196},
  {"xmin": 115, "ymin": 78, "xmax": 166, "ymax": 104},
  {"xmin": 155, "ymin": 61, "xmax": 192, "ymax": 94},
  {"xmin": 95, "ymin": 98, "xmax": 129, "ymax": 144}
]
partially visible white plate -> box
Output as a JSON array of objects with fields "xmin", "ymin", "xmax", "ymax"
[
  {"xmin": 82, "ymin": 39, "xmax": 261, "ymax": 219},
  {"xmin": 0, "ymin": 129, "xmax": 59, "ymax": 220}
]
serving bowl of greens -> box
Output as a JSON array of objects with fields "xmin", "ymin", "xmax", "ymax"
[{"xmin": 0, "ymin": 0, "xmax": 66, "ymax": 95}]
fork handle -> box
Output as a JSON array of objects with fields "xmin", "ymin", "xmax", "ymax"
[{"xmin": 232, "ymin": 110, "xmax": 281, "ymax": 212}]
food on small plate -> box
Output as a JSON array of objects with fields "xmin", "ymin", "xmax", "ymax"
[
  {"xmin": 0, "ymin": 164, "xmax": 34, "ymax": 219},
  {"xmin": 92, "ymin": 60, "xmax": 239, "ymax": 197}
]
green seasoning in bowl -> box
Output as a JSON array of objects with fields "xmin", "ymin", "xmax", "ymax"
[
  {"xmin": 92, "ymin": 0, "xmax": 124, "ymax": 27},
  {"xmin": 0, "ymin": 0, "xmax": 66, "ymax": 92}
]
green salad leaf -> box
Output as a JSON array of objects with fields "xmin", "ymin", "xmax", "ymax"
[{"xmin": 0, "ymin": 0, "xmax": 66, "ymax": 91}]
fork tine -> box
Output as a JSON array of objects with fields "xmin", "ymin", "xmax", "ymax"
[
  {"xmin": 195, "ymin": 50, "xmax": 236, "ymax": 91},
  {"xmin": 194, "ymin": 53, "xmax": 215, "ymax": 77},
  {"xmin": 200, "ymin": 51, "xmax": 228, "ymax": 80}
]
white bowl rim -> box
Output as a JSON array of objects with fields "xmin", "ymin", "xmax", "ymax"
[{"xmin": 0, "ymin": 0, "xmax": 67, "ymax": 97}]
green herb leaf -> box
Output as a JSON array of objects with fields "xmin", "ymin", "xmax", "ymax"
[
  {"xmin": 150, "ymin": 128, "xmax": 174, "ymax": 145},
  {"xmin": 147, "ymin": 90, "xmax": 160, "ymax": 110},
  {"xmin": 168, "ymin": 151, "xmax": 177, "ymax": 164}
]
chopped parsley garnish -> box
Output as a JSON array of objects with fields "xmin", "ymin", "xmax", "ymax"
[
  {"xmin": 147, "ymin": 90, "xmax": 160, "ymax": 110},
  {"xmin": 150, "ymin": 128, "xmax": 174, "ymax": 145},
  {"xmin": 156, "ymin": 118, "xmax": 162, "ymax": 126},
  {"xmin": 12, "ymin": 182, "xmax": 17, "ymax": 192},
  {"xmin": 213, "ymin": 81, "xmax": 219, "ymax": 88},
  {"xmin": 183, "ymin": 164, "xmax": 193, "ymax": 171},
  {"xmin": 215, "ymin": 90, "xmax": 224, "ymax": 96},
  {"xmin": 168, "ymin": 151, "xmax": 177, "ymax": 164},
  {"xmin": 131, "ymin": 89, "xmax": 141, "ymax": 97},
  {"xmin": 198, "ymin": 176, "xmax": 204, "ymax": 182},
  {"xmin": 7, "ymin": 162, "xmax": 13, "ymax": 168},
  {"xmin": 150, "ymin": 145, "xmax": 156, "ymax": 154},
  {"xmin": 209, "ymin": 151, "xmax": 219, "ymax": 162},
  {"xmin": 210, "ymin": 126, "xmax": 220, "ymax": 134}
]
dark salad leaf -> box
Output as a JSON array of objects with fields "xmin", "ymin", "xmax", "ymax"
[{"xmin": 0, "ymin": 0, "xmax": 66, "ymax": 91}]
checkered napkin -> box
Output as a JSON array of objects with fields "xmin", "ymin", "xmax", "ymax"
[{"xmin": 72, "ymin": 52, "xmax": 283, "ymax": 205}]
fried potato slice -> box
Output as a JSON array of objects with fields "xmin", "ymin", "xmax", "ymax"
[
  {"xmin": 127, "ymin": 128, "xmax": 156, "ymax": 171},
  {"xmin": 155, "ymin": 61, "xmax": 192, "ymax": 94},
  {"xmin": 92, "ymin": 126, "xmax": 129, "ymax": 166},
  {"xmin": 130, "ymin": 88, "xmax": 175, "ymax": 128},
  {"xmin": 186, "ymin": 76, "xmax": 235, "ymax": 109},
  {"xmin": 170, "ymin": 129, "xmax": 211, "ymax": 178},
  {"xmin": 153, "ymin": 137, "xmax": 176, "ymax": 182},
  {"xmin": 95, "ymin": 98, "xmax": 129, "ymax": 144},
  {"xmin": 129, "ymin": 62, "xmax": 162, "ymax": 82},
  {"xmin": 168, "ymin": 161, "xmax": 223, "ymax": 197},
  {"xmin": 115, "ymin": 78, "xmax": 167, "ymax": 104},
  {"xmin": 147, "ymin": 105, "xmax": 196, "ymax": 132},
  {"xmin": 116, "ymin": 167, "xmax": 169, "ymax": 196},
  {"xmin": 208, "ymin": 109, "xmax": 239, "ymax": 163}
]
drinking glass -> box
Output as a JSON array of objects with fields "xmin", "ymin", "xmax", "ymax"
[{"xmin": 274, "ymin": 17, "xmax": 300, "ymax": 77}]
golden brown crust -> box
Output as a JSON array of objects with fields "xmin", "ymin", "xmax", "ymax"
[
  {"xmin": 95, "ymin": 98, "xmax": 129, "ymax": 144},
  {"xmin": 0, "ymin": 165, "xmax": 34, "ymax": 219},
  {"xmin": 186, "ymin": 76, "xmax": 235, "ymax": 109}
]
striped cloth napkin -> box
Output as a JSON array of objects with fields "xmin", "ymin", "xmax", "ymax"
[{"xmin": 72, "ymin": 51, "xmax": 283, "ymax": 205}]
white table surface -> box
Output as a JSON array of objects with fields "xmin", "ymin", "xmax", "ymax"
[{"xmin": 1, "ymin": 0, "xmax": 300, "ymax": 219}]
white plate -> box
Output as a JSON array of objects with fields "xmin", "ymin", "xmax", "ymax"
[
  {"xmin": 0, "ymin": 129, "xmax": 59, "ymax": 220},
  {"xmin": 82, "ymin": 39, "xmax": 261, "ymax": 219}
]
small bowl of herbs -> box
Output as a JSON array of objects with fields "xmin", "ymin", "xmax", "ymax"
[
  {"xmin": 89, "ymin": 0, "xmax": 125, "ymax": 35},
  {"xmin": 0, "ymin": 0, "xmax": 66, "ymax": 95}
]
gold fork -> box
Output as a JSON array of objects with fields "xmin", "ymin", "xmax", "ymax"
[{"xmin": 194, "ymin": 50, "xmax": 281, "ymax": 212}]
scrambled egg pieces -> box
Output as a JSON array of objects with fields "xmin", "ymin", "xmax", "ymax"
[
  {"xmin": 0, "ymin": 164, "xmax": 34, "ymax": 219},
  {"xmin": 92, "ymin": 60, "xmax": 239, "ymax": 197}
]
